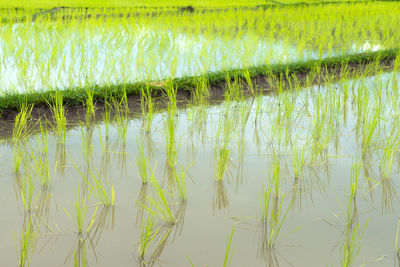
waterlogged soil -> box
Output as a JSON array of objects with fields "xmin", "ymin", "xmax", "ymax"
[{"xmin": 1, "ymin": 72, "xmax": 400, "ymax": 266}]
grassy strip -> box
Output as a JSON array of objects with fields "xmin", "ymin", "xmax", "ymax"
[{"xmin": 0, "ymin": 48, "xmax": 398, "ymax": 113}]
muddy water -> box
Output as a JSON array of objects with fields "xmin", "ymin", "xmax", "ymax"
[{"xmin": 0, "ymin": 72, "xmax": 399, "ymax": 266}]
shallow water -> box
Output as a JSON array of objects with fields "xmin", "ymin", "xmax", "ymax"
[{"xmin": 0, "ymin": 72, "xmax": 399, "ymax": 266}]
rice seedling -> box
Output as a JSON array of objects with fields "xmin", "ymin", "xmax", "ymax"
[
  {"xmin": 76, "ymin": 167, "xmax": 115, "ymax": 207},
  {"xmin": 79, "ymin": 122, "xmax": 94, "ymax": 165},
  {"xmin": 292, "ymin": 145, "xmax": 307, "ymax": 180},
  {"xmin": 85, "ymin": 87, "xmax": 96, "ymax": 124},
  {"xmin": 72, "ymin": 236, "xmax": 89, "ymax": 267},
  {"xmin": 113, "ymin": 96, "xmax": 129, "ymax": 144},
  {"xmin": 259, "ymin": 155, "xmax": 295, "ymax": 250},
  {"xmin": 172, "ymin": 164, "xmax": 187, "ymax": 202},
  {"xmin": 340, "ymin": 219, "xmax": 368, "ymax": 267},
  {"xmin": 164, "ymin": 82, "xmax": 180, "ymax": 175},
  {"xmin": 102, "ymin": 99, "xmax": 112, "ymax": 140},
  {"xmin": 48, "ymin": 91, "xmax": 67, "ymax": 144},
  {"xmin": 30, "ymin": 120, "xmax": 51, "ymax": 188},
  {"xmin": 223, "ymin": 227, "xmax": 235, "ymax": 267},
  {"xmin": 17, "ymin": 169, "xmax": 39, "ymax": 213},
  {"xmin": 379, "ymin": 136, "xmax": 398, "ymax": 180},
  {"xmin": 98, "ymin": 129, "xmax": 111, "ymax": 176},
  {"xmin": 214, "ymin": 147, "xmax": 232, "ymax": 182},
  {"xmin": 141, "ymin": 85, "xmax": 156, "ymax": 134},
  {"xmin": 259, "ymin": 184, "xmax": 293, "ymax": 249},
  {"xmin": 340, "ymin": 161, "xmax": 368, "ymax": 267},
  {"xmin": 395, "ymin": 218, "xmax": 400, "ymax": 263},
  {"xmin": 138, "ymin": 212, "xmax": 158, "ymax": 262},
  {"xmin": 141, "ymin": 167, "xmax": 176, "ymax": 224},
  {"xmin": 138, "ymin": 218, "xmax": 175, "ymax": 266},
  {"xmin": 12, "ymin": 103, "xmax": 33, "ymax": 174},
  {"xmin": 12, "ymin": 103, "xmax": 33, "ymax": 143},
  {"xmin": 136, "ymin": 139, "xmax": 151, "ymax": 185},
  {"xmin": 64, "ymin": 185, "xmax": 97, "ymax": 235}
]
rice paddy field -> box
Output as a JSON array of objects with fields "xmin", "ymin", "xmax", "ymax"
[{"xmin": 1, "ymin": 0, "xmax": 400, "ymax": 266}]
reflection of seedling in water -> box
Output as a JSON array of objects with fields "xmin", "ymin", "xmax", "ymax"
[
  {"xmin": 213, "ymin": 180, "xmax": 229, "ymax": 212},
  {"xmin": 138, "ymin": 214, "xmax": 175, "ymax": 266}
]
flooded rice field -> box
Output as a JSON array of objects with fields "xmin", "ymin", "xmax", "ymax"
[
  {"xmin": 1, "ymin": 2, "xmax": 399, "ymax": 93},
  {"xmin": 1, "ymin": 71, "xmax": 400, "ymax": 266}
]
